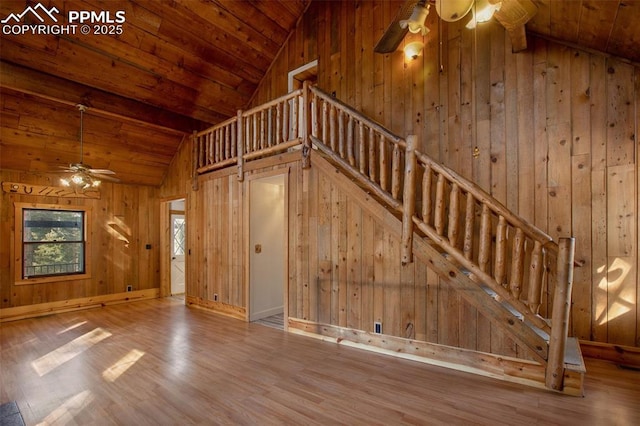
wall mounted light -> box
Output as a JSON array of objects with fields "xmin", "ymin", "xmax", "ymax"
[
  {"xmin": 466, "ymin": 0, "xmax": 502, "ymax": 29},
  {"xmin": 400, "ymin": 3, "xmax": 430, "ymax": 36},
  {"xmin": 404, "ymin": 41, "xmax": 424, "ymax": 60}
]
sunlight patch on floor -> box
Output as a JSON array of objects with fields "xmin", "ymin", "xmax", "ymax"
[
  {"xmin": 57, "ymin": 321, "xmax": 87, "ymax": 335},
  {"xmin": 102, "ymin": 349, "xmax": 145, "ymax": 382},
  {"xmin": 35, "ymin": 390, "xmax": 94, "ymax": 426},
  {"xmin": 31, "ymin": 328, "xmax": 112, "ymax": 377}
]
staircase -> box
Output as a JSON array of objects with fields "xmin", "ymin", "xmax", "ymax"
[{"xmin": 192, "ymin": 82, "xmax": 585, "ymax": 395}]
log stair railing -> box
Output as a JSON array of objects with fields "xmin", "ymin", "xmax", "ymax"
[{"xmin": 193, "ymin": 83, "xmax": 580, "ymax": 393}]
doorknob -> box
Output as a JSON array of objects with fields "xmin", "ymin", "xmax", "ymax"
[{"xmin": 172, "ymin": 256, "xmax": 176, "ymax": 260}]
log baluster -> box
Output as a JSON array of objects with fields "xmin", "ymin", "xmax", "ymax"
[
  {"xmin": 230, "ymin": 122, "xmax": 237, "ymax": 158},
  {"xmin": 267, "ymin": 107, "xmax": 273, "ymax": 147},
  {"xmin": 282, "ymin": 99, "xmax": 289, "ymax": 143},
  {"xmin": 252, "ymin": 113, "xmax": 258, "ymax": 152},
  {"xmin": 291, "ymin": 96, "xmax": 299, "ymax": 139},
  {"xmin": 338, "ymin": 109, "xmax": 345, "ymax": 158},
  {"xmin": 311, "ymin": 95, "xmax": 319, "ymax": 138},
  {"xmin": 391, "ymin": 144, "xmax": 401, "ymax": 200},
  {"xmin": 322, "ymin": 101, "xmax": 328, "ymax": 145},
  {"xmin": 244, "ymin": 117, "xmax": 250, "ymax": 154},
  {"xmin": 207, "ymin": 132, "xmax": 214, "ymax": 165},
  {"xmin": 463, "ymin": 192, "xmax": 475, "ymax": 260},
  {"xmin": 237, "ymin": 109, "xmax": 244, "ymax": 181},
  {"xmin": 347, "ymin": 115, "xmax": 355, "ymax": 166},
  {"xmin": 329, "ymin": 105, "xmax": 337, "ymax": 151},
  {"xmin": 495, "ymin": 215, "xmax": 507, "ymax": 286},
  {"xmin": 260, "ymin": 110, "xmax": 266, "ymax": 149},
  {"xmin": 379, "ymin": 135, "xmax": 388, "ymax": 191},
  {"xmin": 215, "ymin": 129, "xmax": 221, "ymax": 163},
  {"xmin": 358, "ymin": 122, "xmax": 366, "ymax": 174},
  {"xmin": 510, "ymin": 228, "xmax": 525, "ymax": 298},
  {"xmin": 448, "ymin": 183, "xmax": 460, "ymax": 248},
  {"xmin": 422, "ymin": 165, "xmax": 432, "ymax": 225},
  {"xmin": 478, "ymin": 204, "xmax": 492, "ymax": 273},
  {"xmin": 276, "ymin": 103, "xmax": 282, "ymax": 145},
  {"xmin": 224, "ymin": 126, "xmax": 230, "ymax": 160},
  {"xmin": 368, "ymin": 127, "xmax": 376, "ymax": 182},
  {"xmin": 434, "ymin": 174, "xmax": 446, "ymax": 236},
  {"xmin": 527, "ymin": 241, "xmax": 543, "ymax": 313}
]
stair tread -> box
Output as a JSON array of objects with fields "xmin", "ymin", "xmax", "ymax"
[{"xmin": 564, "ymin": 337, "xmax": 586, "ymax": 373}]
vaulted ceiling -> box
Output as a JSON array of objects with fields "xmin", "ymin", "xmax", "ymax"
[{"xmin": 1, "ymin": 0, "xmax": 638, "ymax": 186}]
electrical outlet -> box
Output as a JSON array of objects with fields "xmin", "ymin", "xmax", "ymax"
[
  {"xmin": 126, "ymin": 285, "xmax": 133, "ymax": 292},
  {"xmin": 214, "ymin": 293, "xmax": 218, "ymax": 301},
  {"xmin": 374, "ymin": 321, "xmax": 382, "ymax": 334}
]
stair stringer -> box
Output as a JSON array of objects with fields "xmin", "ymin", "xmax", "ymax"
[{"xmin": 286, "ymin": 153, "xmax": 580, "ymax": 392}]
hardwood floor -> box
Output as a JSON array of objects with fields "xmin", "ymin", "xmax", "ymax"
[{"xmin": 1, "ymin": 298, "xmax": 639, "ymax": 425}]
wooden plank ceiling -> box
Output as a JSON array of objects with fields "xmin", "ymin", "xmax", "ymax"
[
  {"xmin": 0, "ymin": 0, "xmax": 309, "ymax": 185},
  {"xmin": 0, "ymin": 0, "xmax": 638, "ymax": 186}
]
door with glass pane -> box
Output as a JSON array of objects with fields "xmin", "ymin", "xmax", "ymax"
[{"xmin": 170, "ymin": 214, "xmax": 186, "ymax": 295}]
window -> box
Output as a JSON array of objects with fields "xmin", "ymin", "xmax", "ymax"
[
  {"xmin": 15, "ymin": 203, "xmax": 91, "ymax": 284},
  {"xmin": 172, "ymin": 216, "xmax": 185, "ymax": 256}
]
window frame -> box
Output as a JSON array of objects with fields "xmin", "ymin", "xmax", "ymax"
[{"xmin": 14, "ymin": 203, "xmax": 92, "ymax": 285}]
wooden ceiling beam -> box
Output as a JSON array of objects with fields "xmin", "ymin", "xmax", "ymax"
[{"xmin": 0, "ymin": 60, "xmax": 207, "ymax": 134}]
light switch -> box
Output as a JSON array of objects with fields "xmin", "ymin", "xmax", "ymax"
[{"xmin": 255, "ymin": 244, "xmax": 262, "ymax": 254}]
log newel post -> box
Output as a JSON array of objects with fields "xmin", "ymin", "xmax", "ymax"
[
  {"xmin": 236, "ymin": 109, "xmax": 244, "ymax": 181},
  {"xmin": 545, "ymin": 237, "xmax": 575, "ymax": 391},
  {"xmin": 401, "ymin": 135, "xmax": 417, "ymax": 264},
  {"xmin": 191, "ymin": 130, "xmax": 199, "ymax": 191},
  {"xmin": 301, "ymin": 80, "xmax": 311, "ymax": 169}
]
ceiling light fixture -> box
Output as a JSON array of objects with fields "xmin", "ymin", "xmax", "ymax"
[
  {"xmin": 466, "ymin": 0, "xmax": 502, "ymax": 29},
  {"xmin": 400, "ymin": 3, "xmax": 430, "ymax": 36},
  {"xmin": 60, "ymin": 105, "xmax": 102, "ymax": 191},
  {"xmin": 404, "ymin": 41, "xmax": 424, "ymax": 60}
]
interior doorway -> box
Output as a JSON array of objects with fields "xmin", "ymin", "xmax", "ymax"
[
  {"xmin": 170, "ymin": 199, "xmax": 186, "ymax": 295},
  {"xmin": 249, "ymin": 173, "xmax": 287, "ymax": 323}
]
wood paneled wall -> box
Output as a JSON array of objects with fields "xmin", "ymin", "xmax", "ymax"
[
  {"xmin": 249, "ymin": 1, "xmax": 639, "ymax": 347},
  {"xmin": 0, "ymin": 170, "xmax": 160, "ymax": 308}
]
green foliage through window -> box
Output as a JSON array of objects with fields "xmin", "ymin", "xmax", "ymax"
[{"xmin": 23, "ymin": 209, "xmax": 85, "ymax": 278}]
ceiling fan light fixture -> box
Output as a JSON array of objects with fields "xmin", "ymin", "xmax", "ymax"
[
  {"xmin": 60, "ymin": 171, "xmax": 101, "ymax": 190},
  {"xmin": 404, "ymin": 41, "xmax": 424, "ymax": 60},
  {"xmin": 58, "ymin": 104, "xmax": 115, "ymax": 191},
  {"xmin": 436, "ymin": 0, "xmax": 474, "ymax": 22},
  {"xmin": 466, "ymin": 0, "xmax": 502, "ymax": 29},
  {"xmin": 400, "ymin": 4, "xmax": 430, "ymax": 36}
]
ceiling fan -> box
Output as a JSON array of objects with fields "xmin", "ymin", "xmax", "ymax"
[
  {"xmin": 374, "ymin": 0, "xmax": 537, "ymax": 54},
  {"xmin": 59, "ymin": 104, "xmax": 119, "ymax": 190}
]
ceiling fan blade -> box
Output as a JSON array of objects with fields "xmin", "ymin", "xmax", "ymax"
[
  {"xmin": 91, "ymin": 173, "xmax": 120, "ymax": 182},
  {"xmin": 88, "ymin": 168, "xmax": 116, "ymax": 175},
  {"xmin": 374, "ymin": 0, "xmax": 416, "ymax": 53}
]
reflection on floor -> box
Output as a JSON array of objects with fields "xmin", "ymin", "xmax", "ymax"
[{"xmin": 254, "ymin": 313, "xmax": 284, "ymax": 330}]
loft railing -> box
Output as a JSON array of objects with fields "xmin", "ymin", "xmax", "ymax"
[
  {"xmin": 193, "ymin": 86, "xmax": 310, "ymax": 181},
  {"xmin": 193, "ymin": 83, "xmax": 576, "ymax": 391}
]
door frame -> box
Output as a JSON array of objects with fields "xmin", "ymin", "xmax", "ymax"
[
  {"xmin": 160, "ymin": 195, "xmax": 188, "ymax": 299},
  {"xmin": 244, "ymin": 168, "xmax": 290, "ymax": 326}
]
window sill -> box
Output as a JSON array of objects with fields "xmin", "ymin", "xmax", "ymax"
[{"xmin": 15, "ymin": 273, "xmax": 92, "ymax": 286}]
